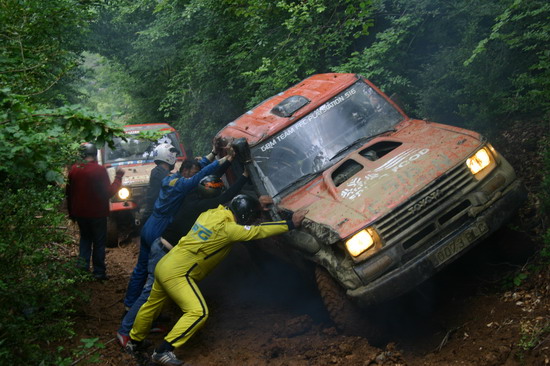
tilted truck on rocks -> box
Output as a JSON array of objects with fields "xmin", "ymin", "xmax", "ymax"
[{"xmin": 216, "ymin": 73, "xmax": 527, "ymax": 339}]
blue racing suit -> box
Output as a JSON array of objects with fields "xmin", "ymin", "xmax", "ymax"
[{"xmin": 123, "ymin": 158, "xmax": 220, "ymax": 308}]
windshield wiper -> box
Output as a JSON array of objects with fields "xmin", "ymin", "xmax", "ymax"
[
  {"xmin": 275, "ymin": 171, "xmax": 322, "ymax": 197},
  {"xmin": 329, "ymin": 128, "xmax": 397, "ymax": 161}
]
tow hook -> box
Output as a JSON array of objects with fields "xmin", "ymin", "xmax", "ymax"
[{"xmin": 135, "ymin": 219, "xmax": 141, "ymax": 226}]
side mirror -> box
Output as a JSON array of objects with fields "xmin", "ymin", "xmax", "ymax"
[{"xmin": 231, "ymin": 137, "xmax": 252, "ymax": 164}]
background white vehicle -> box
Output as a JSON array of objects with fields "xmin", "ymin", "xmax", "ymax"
[{"xmin": 99, "ymin": 123, "xmax": 187, "ymax": 246}]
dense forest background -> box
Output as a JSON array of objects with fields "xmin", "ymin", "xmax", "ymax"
[{"xmin": 0, "ymin": 0, "xmax": 548, "ymax": 364}]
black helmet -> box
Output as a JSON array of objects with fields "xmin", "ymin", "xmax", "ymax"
[
  {"xmin": 80, "ymin": 143, "xmax": 98, "ymax": 159},
  {"xmin": 197, "ymin": 175, "xmax": 225, "ymax": 198},
  {"xmin": 228, "ymin": 194, "xmax": 261, "ymax": 225}
]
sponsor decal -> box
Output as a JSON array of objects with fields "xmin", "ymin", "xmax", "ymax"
[
  {"xmin": 374, "ymin": 148, "xmax": 429, "ymax": 173},
  {"xmin": 191, "ymin": 223, "xmax": 213, "ymax": 241},
  {"xmin": 110, "ymin": 160, "xmax": 150, "ymax": 166},
  {"xmin": 122, "ymin": 175, "xmax": 149, "ymax": 185},
  {"xmin": 340, "ymin": 148, "xmax": 430, "ymax": 200}
]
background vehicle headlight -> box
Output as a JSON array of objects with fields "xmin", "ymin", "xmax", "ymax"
[
  {"xmin": 118, "ymin": 187, "xmax": 130, "ymax": 200},
  {"xmin": 346, "ymin": 229, "xmax": 375, "ymax": 257},
  {"xmin": 466, "ymin": 147, "xmax": 493, "ymax": 175}
]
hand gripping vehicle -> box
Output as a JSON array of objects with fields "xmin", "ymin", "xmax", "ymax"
[
  {"xmin": 99, "ymin": 123, "xmax": 187, "ymax": 246},
  {"xmin": 216, "ymin": 73, "xmax": 527, "ymax": 340}
]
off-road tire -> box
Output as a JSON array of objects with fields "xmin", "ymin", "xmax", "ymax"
[
  {"xmin": 106, "ymin": 217, "xmax": 118, "ymax": 248},
  {"xmin": 315, "ymin": 265, "xmax": 385, "ymax": 345}
]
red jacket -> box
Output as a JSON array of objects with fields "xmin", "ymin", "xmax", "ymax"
[{"xmin": 67, "ymin": 161, "xmax": 123, "ymax": 218}]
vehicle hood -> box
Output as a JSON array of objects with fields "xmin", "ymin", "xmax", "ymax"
[{"xmin": 278, "ymin": 120, "xmax": 483, "ymax": 240}]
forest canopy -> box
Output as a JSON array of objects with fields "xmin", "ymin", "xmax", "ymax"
[
  {"xmin": 0, "ymin": 0, "xmax": 548, "ymax": 364},
  {"xmin": 89, "ymin": 0, "xmax": 550, "ymax": 152}
]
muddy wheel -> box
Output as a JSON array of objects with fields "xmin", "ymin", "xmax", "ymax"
[
  {"xmin": 315, "ymin": 265, "xmax": 385, "ymax": 345},
  {"xmin": 106, "ymin": 217, "xmax": 118, "ymax": 248}
]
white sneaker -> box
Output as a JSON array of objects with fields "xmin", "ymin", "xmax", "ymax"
[{"xmin": 151, "ymin": 350, "xmax": 184, "ymax": 365}]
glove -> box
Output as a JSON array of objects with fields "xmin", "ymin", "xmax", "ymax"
[
  {"xmin": 212, "ymin": 136, "xmax": 229, "ymax": 156},
  {"xmin": 231, "ymin": 137, "xmax": 252, "ymax": 164}
]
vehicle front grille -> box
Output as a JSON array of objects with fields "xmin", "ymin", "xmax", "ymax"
[
  {"xmin": 132, "ymin": 186, "xmax": 147, "ymax": 198},
  {"xmin": 374, "ymin": 163, "xmax": 475, "ymax": 258}
]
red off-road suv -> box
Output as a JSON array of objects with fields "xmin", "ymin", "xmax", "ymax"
[{"xmin": 217, "ymin": 73, "xmax": 526, "ymax": 339}]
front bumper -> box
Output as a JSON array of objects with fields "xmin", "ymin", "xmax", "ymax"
[
  {"xmin": 348, "ymin": 179, "xmax": 527, "ymax": 306},
  {"xmin": 109, "ymin": 201, "xmax": 138, "ymax": 212}
]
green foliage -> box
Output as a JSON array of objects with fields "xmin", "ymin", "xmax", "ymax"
[
  {"xmin": 0, "ymin": 88, "xmax": 126, "ymax": 185},
  {"xmin": 92, "ymin": 0, "xmax": 375, "ymax": 152},
  {"xmin": 466, "ymin": 0, "xmax": 550, "ymax": 116},
  {"xmin": 334, "ymin": 0, "xmax": 550, "ymax": 132},
  {"xmin": 517, "ymin": 319, "xmax": 550, "ymax": 362},
  {"xmin": 541, "ymin": 137, "xmax": 550, "ymax": 263},
  {"xmin": 0, "ymin": 0, "xmax": 96, "ymax": 101},
  {"xmin": 0, "ymin": 1, "xmax": 129, "ymax": 364},
  {"xmin": 513, "ymin": 272, "xmax": 528, "ymax": 287},
  {"xmin": 541, "ymin": 136, "xmax": 550, "ymax": 217},
  {"xmin": 48, "ymin": 338, "xmax": 105, "ymax": 366},
  {"xmin": 88, "ymin": 0, "xmax": 549, "ymax": 151},
  {"xmin": 0, "ymin": 185, "xmax": 89, "ymax": 365},
  {"xmin": 74, "ymin": 52, "xmax": 137, "ymax": 124}
]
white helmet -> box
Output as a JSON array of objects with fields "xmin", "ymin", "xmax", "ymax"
[{"xmin": 153, "ymin": 143, "xmax": 178, "ymax": 166}]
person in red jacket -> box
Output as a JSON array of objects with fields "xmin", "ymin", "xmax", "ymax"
[{"xmin": 67, "ymin": 143, "xmax": 125, "ymax": 280}]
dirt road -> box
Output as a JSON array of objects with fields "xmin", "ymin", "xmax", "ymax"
[{"xmin": 66, "ymin": 225, "xmax": 547, "ymax": 366}]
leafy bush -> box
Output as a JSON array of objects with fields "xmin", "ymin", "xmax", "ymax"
[
  {"xmin": 0, "ymin": 185, "xmax": 89, "ymax": 364},
  {"xmin": 0, "ymin": 0, "xmax": 129, "ymax": 363},
  {"xmin": 541, "ymin": 136, "xmax": 550, "ymax": 261},
  {"xmin": 0, "ymin": 89, "xmax": 125, "ymax": 186}
]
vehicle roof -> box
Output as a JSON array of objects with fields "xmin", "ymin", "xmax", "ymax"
[
  {"xmin": 123, "ymin": 123, "xmax": 175, "ymax": 133},
  {"xmin": 217, "ymin": 73, "xmax": 361, "ymax": 146}
]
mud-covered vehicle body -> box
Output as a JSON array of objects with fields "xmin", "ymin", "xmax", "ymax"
[
  {"xmin": 217, "ymin": 73, "xmax": 527, "ymax": 333},
  {"xmin": 99, "ymin": 123, "xmax": 187, "ymax": 246}
]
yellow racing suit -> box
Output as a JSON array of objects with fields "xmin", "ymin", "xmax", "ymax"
[{"xmin": 130, "ymin": 204, "xmax": 292, "ymax": 348}]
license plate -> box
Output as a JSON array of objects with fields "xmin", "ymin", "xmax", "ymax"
[{"xmin": 432, "ymin": 220, "xmax": 489, "ymax": 267}]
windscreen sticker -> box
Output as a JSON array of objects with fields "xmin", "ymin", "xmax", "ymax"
[
  {"xmin": 260, "ymin": 88, "xmax": 356, "ymax": 152},
  {"xmin": 109, "ymin": 160, "xmax": 151, "ymax": 166},
  {"xmin": 340, "ymin": 148, "xmax": 430, "ymax": 200},
  {"xmin": 123, "ymin": 175, "xmax": 149, "ymax": 182}
]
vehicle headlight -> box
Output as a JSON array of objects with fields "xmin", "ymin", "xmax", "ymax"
[
  {"xmin": 346, "ymin": 228, "xmax": 377, "ymax": 257},
  {"xmin": 118, "ymin": 187, "xmax": 130, "ymax": 200},
  {"xmin": 466, "ymin": 147, "xmax": 493, "ymax": 175}
]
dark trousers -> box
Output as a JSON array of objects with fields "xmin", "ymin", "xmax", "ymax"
[
  {"xmin": 123, "ymin": 214, "xmax": 170, "ymax": 308},
  {"xmin": 76, "ymin": 217, "xmax": 107, "ymax": 276}
]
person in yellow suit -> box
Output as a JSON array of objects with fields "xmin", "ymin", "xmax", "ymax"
[{"xmin": 128, "ymin": 194, "xmax": 308, "ymax": 366}]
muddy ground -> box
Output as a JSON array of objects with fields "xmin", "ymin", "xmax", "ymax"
[{"xmin": 65, "ymin": 121, "xmax": 549, "ymax": 366}]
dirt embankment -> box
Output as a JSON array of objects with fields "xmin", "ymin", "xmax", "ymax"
[{"xmin": 66, "ymin": 120, "xmax": 548, "ymax": 366}]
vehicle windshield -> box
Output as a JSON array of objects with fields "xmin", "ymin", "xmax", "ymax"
[
  {"xmin": 104, "ymin": 132, "xmax": 183, "ymax": 164},
  {"xmin": 251, "ymin": 80, "xmax": 404, "ymax": 196}
]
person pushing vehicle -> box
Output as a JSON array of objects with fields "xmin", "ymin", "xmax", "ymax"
[{"xmin": 127, "ymin": 194, "xmax": 308, "ymax": 366}]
